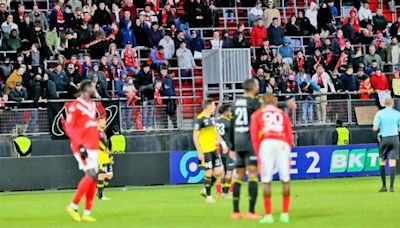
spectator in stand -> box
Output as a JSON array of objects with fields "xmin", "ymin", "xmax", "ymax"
[
  {"xmin": 335, "ymin": 50, "xmax": 351, "ymax": 73},
  {"xmin": 249, "ymin": 1, "xmax": 263, "ymax": 26},
  {"xmin": 296, "ymin": 68, "xmax": 320, "ymax": 91},
  {"xmin": 110, "ymin": 56, "xmax": 126, "ymax": 81},
  {"xmin": 92, "ymin": 74, "xmax": 110, "ymax": 98},
  {"xmin": 140, "ymin": 2, "xmax": 158, "ymax": 28},
  {"xmin": 263, "ymin": 0, "xmax": 280, "ymax": 28},
  {"xmin": 342, "ymin": 8, "xmax": 360, "ymax": 33},
  {"xmin": 307, "ymin": 33, "xmax": 323, "ymax": 55},
  {"xmin": 358, "ymin": 1, "xmax": 372, "ymax": 28},
  {"xmin": 110, "ymin": 3, "xmax": 121, "ymax": 24},
  {"xmin": 1, "ymin": 15, "xmax": 19, "ymax": 38},
  {"xmin": 93, "ymin": 2, "xmax": 111, "ymax": 27},
  {"xmin": 133, "ymin": 18, "xmax": 150, "ymax": 47},
  {"xmin": 391, "ymin": 70, "xmax": 400, "ymax": 109},
  {"xmin": 120, "ymin": 10, "xmax": 132, "ymax": 28},
  {"xmin": 267, "ymin": 17, "xmax": 284, "ymax": 46},
  {"xmin": 305, "ymin": 1, "xmax": 318, "ymax": 29},
  {"xmin": 364, "ymin": 45, "xmax": 383, "ymax": 69},
  {"xmin": 159, "ymin": 32, "xmax": 175, "ymax": 60},
  {"xmin": 63, "ymin": 5, "xmax": 76, "ymax": 29},
  {"xmin": 137, "ymin": 63, "xmax": 154, "ymax": 129},
  {"xmin": 390, "ymin": 16, "xmax": 400, "ymax": 40},
  {"xmin": 148, "ymin": 22, "xmax": 164, "ymax": 48},
  {"xmin": 298, "ymin": 9, "xmax": 316, "ymax": 36},
  {"xmin": 176, "ymin": 41, "xmax": 198, "ymax": 77},
  {"xmin": 123, "ymin": 77, "xmax": 139, "ymax": 106},
  {"xmin": 312, "ymin": 64, "xmax": 336, "ymax": 123},
  {"xmin": 254, "ymin": 68, "xmax": 267, "ymax": 94},
  {"xmin": 120, "ymin": 20, "xmax": 137, "ymax": 48},
  {"xmin": 174, "ymin": 31, "xmax": 186, "ymax": 51},
  {"xmin": 7, "ymin": 29, "xmax": 21, "ymax": 51},
  {"xmin": 282, "ymin": 72, "xmax": 299, "ymax": 95},
  {"xmin": 99, "ymin": 56, "xmax": 112, "ymax": 82},
  {"xmin": 327, "ymin": 0, "xmax": 338, "ymax": 18},
  {"xmin": 376, "ymin": 42, "xmax": 387, "ymax": 64},
  {"xmin": 45, "ymin": 27, "xmax": 60, "ymax": 59},
  {"xmin": 188, "ymin": 30, "xmax": 205, "ymax": 57},
  {"xmin": 161, "ymin": 3, "xmax": 176, "ymax": 27},
  {"xmin": 387, "ymin": 37, "xmax": 400, "ymax": 70},
  {"xmin": 105, "ymin": 43, "xmax": 121, "ymax": 63},
  {"xmin": 0, "ymin": 3, "xmax": 9, "ymax": 25},
  {"xmin": 278, "ymin": 37, "xmax": 294, "ymax": 65},
  {"xmin": 233, "ymin": 23, "xmax": 246, "ymax": 43},
  {"xmin": 330, "ymin": 70, "xmax": 343, "ymax": 97},
  {"xmin": 157, "ymin": 66, "xmax": 177, "ymax": 129},
  {"xmin": 285, "ymin": 15, "xmax": 301, "ymax": 37},
  {"xmin": 340, "ymin": 65, "xmax": 358, "ymax": 93},
  {"xmin": 256, "ymin": 38, "xmax": 273, "ymax": 63},
  {"xmin": 65, "ymin": 64, "xmax": 81, "ymax": 98},
  {"xmin": 83, "ymin": 0, "xmax": 97, "ymax": 16},
  {"xmin": 9, "ymin": 82, "xmax": 27, "ymax": 102},
  {"xmin": 122, "ymin": 0, "xmax": 137, "ymax": 21},
  {"xmin": 250, "ymin": 18, "xmax": 267, "ymax": 47},
  {"xmin": 211, "ymin": 30, "xmax": 223, "ymax": 49},
  {"xmin": 50, "ymin": 64, "xmax": 69, "ymax": 94},
  {"xmin": 19, "ymin": 15, "xmax": 33, "ymax": 45},
  {"xmin": 63, "ymin": 31, "xmax": 79, "ymax": 59},
  {"xmin": 116, "ymin": 71, "xmax": 128, "ymax": 98},
  {"xmin": 5, "ymin": 64, "xmax": 25, "ymax": 94},
  {"xmin": 49, "ymin": 4, "xmax": 65, "ymax": 31},
  {"xmin": 234, "ymin": 32, "xmax": 250, "ymax": 48},
  {"xmin": 293, "ymin": 51, "xmax": 306, "ymax": 72},
  {"xmin": 299, "ymin": 81, "xmax": 315, "ymax": 124},
  {"xmin": 67, "ymin": 0, "xmax": 82, "ymax": 13},
  {"xmin": 0, "ymin": 57, "xmax": 13, "ymax": 80},
  {"xmin": 359, "ymin": 75, "xmax": 374, "ymax": 99},
  {"xmin": 371, "ymin": 68, "xmax": 390, "ymax": 107},
  {"xmin": 342, "ymin": 18, "xmax": 356, "ymax": 42},
  {"xmin": 88, "ymin": 63, "xmax": 108, "ymax": 89},
  {"xmin": 121, "ymin": 41, "xmax": 139, "ymax": 75},
  {"xmin": 373, "ymin": 30, "xmax": 389, "ymax": 48},
  {"xmin": 13, "ymin": 3, "xmax": 25, "ymax": 27},
  {"xmin": 266, "ymin": 77, "xmax": 279, "ymax": 94},
  {"xmin": 81, "ymin": 53, "xmax": 93, "ymax": 78},
  {"xmin": 372, "ymin": 8, "xmax": 387, "ymax": 34},
  {"xmin": 360, "ymin": 23, "xmax": 374, "ymax": 44},
  {"xmin": 221, "ymin": 30, "xmax": 234, "ymax": 48},
  {"xmin": 148, "ymin": 46, "xmax": 168, "ymax": 70},
  {"xmin": 323, "ymin": 48, "xmax": 337, "ymax": 71},
  {"xmin": 317, "ymin": 2, "xmax": 334, "ymax": 33},
  {"xmin": 29, "ymin": 5, "xmax": 49, "ymax": 31}
]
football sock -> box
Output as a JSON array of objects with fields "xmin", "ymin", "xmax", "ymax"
[
  {"xmin": 104, "ymin": 178, "xmax": 111, "ymax": 187},
  {"xmin": 85, "ymin": 179, "xmax": 96, "ymax": 211},
  {"xmin": 222, "ymin": 182, "xmax": 230, "ymax": 194},
  {"xmin": 204, "ymin": 176, "xmax": 212, "ymax": 196},
  {"xmin": 97, "ymin": 180, "xmax": 104, "ymax": 198},
  {"xmin": 211, "ymin": 174, "xmax": 217, "ymax": 186},
  {"xmin": 232, "ymin": 180, "xmax": 242, "ymax": 213},
  {"xmin": 83, "ymin": 210, "xmax": 91, "ymax": 216},
  {"xmin": 69, "ymin": 203, "xmax": 78, "ymax": 211},
  {"xmin": 72, "ymin": 176, "xmax": 92, "ymax": 205},
  {"xmin": 248, "ymin": 178, "xmax": 258, "ymax": 213},
  {"xmin": 263, "ymin": 198, "xmax": 272, "ymax": 215},
  {"xmin": 390, "ymin": 166, "xmax": 396, "ymax": 188},
  {"xmin": 282, "ymin": 196, "xmax": 290, "ymax": 214},
  {"xmin": 380, "ymin": 166, "xmax": 386, "ymax": 187}
]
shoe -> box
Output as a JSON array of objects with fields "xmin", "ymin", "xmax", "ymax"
[
  {"xmin": 259, "ymin": 215, "xmax": 274, "ymax": 224},
  {"xmin": 280, "ymin": 213, "xmax": 290, "ymax": 223},
  {"xmin": 230, "ymin": 212, "xmax": 243, "ymax": 220},
  {"xmin": 200, "ymin": 188, "xmax": 207, "ymax": 198},
  {"xmin": 82, "ymin": 215, "xmax": 96, "ymax": 222},
  {"xmin": 206, "ymin": 196, "xmax": 216, "ymax": 203},
  {"xmin": 66, "ymin": 206, "xmax": 81, "ymax": 222},
  {"xmin": 222, "ymin": 193, "xmax": 232, "ymax": 200},
  {"xmin": 99, "ymin": 196, "xmax": 111, "ymax": 201},
  {"xmin": 243, "ymin": 212, "xmax": 261, "ymax": 220},
  {"xmin": 379, "ymin": 186, "xmax": 388, "ymax": 192},
  {"xmin": 390, "ymin": 187, "xmax": 395, "ymax": 192}
]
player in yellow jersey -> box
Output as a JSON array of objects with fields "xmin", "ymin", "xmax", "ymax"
[
  {"xmin": 97, "ymin": 117, "xmax": 114, "ymax": 200},
  {"xmin": 193, "ymin": 99, "xmax": 223, "ymax": 203}
]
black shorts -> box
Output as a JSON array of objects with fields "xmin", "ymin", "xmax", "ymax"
[
  {"xmin": 235, "ymin": 151, "xmax": 258, "ymax": 168},
  {"xmin": 99, "ymin": 163, "xmax": 113, "ymax": 174},
  {"xmin": 221, "ymin": 154, "xmax": 235, "ymax": 172},
  {"xmin": 379, "ymin": 136, "xmax": 400, "ymax": 160},
  {"xmin": 204, "ymin": 151, "xmax": 222, "ymax": 170}
]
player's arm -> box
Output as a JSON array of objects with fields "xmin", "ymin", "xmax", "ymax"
[
  {"xmin": 284, "ymin": 112, "xmax": 294, "ymax": 147},
  {"xmin": 64, "ymin": 104, "xmax": 84, "ymax": 147},
  {"xmin": 372, "ymin": 114, "xmax": 380, "ymax": 132},
  {"xmin": 193, "ymin": 130, "xmax": 204, "ymax": 161},
  {"xmin": 216, "ymin": 131, "xmax": 228, "ymax": 154},
  {"xmin": 250, "ymin": 112, "xmax": 261, "ymax": 156}
]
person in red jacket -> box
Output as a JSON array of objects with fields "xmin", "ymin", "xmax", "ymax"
[
  {"xmin": 371, "ymin": 69, "xmax": 389, "ymax": 91},
  {"xmin": 250, "ymin": 94, "xmax": 293, "ymax": 224},
  {"xmin": 251, "ymin": 18, "xmax": 267, "ymax": 46},
  {"xmin": 342, "ymin": 7, "xmax": 360, "ymax": 33}
]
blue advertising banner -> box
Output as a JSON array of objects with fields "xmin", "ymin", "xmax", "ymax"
[{"xmin": 169, "ymin": 144, "xmax": 380, "ymax": 184}]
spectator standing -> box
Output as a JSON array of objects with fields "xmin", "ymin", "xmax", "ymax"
[
  {"xmin": 67, "ymin": 0, "xmax": 82, "ymax": 13},
  {"xmin": 391, "ymin": 70, "xmax": 400, "ymax": 110},
  {"xmin": 387, "ymin": 37, "xmax": 400, "ymax": 69},
  {"xmin": 50, "ymin": 64, "xmax": 69, "ymax": 93},
  {"xmin": 65, "ymin": 64, "xmax": 81, "ymax": 98},
  {"xmin": 93, "ymin": 2, "xmax": 111, "ymax": 27},
  {"xmin": 254, "ymin": 68, "xmax": 267, "ymax": 94},
  {"xmin": 161, "ymin": 3, "xmax": 176, "ymax": 27},
  {"xmin": 327, "ymin": 0, "xmax": 338, "ymax": 18},
  {"xmin": 49, "ymin": 4, "xmax": 65, "ymax": 31},
  {"xmin": 0, "ymin": 57, "xmax": 13, "ymax": 80},
  {"xmin": 285, "ymin": 16, "xmax": 301, "ymax": 37},
  {"xmin": 390, "ymin": 16, "xmax": 400, "ymax": 40},
  {"xmin": 312, "ymin": 65, "xmax": 336, "ymax": 123},
  {"xmin": 267, "ymin": 17, "xmax": 284, "ymax": 46},
  {"xmin": 340, "ymin": 65, "xmax": 358, "ymax": 93},
  {"xmin": 371, "ymin": 69, "xmax": 390, "ymax": 107},
  {"xmin": 250, "ymin": 18, "xmax": 267, "ymax": 47},
  {"xmin": 342, "ymin": 8, "xmax": 360, "ymax": 33},
  {"xmin": 358, "ymin": 1, "xmax": 372, "ymax": 27},
  {"xmin": 159, "ymin": 32, "xmax": 175, "ymax": 60},
  {"xmin": 0, "ymin": 3, "xmax": 8, "ymax": 25},
  {"xmin": 263, "ymin": 0, "xmax": 280, "ymax": 28},
  {"xmin": 140, "ymin": 2, "xmax": 158, "ymax": 28},
  {"xmin": 121, "ymin": 42, "xmax": 139, "ymax": 75},
  {"xmin": 317, "ymin": 2, "xmax": 334, "ymax": 33},
  {"xmin": 249, "ymin": 1, "xmax": 263, "ymax": 26},
  {"xmin": 372, "ymin": 8, "xmax": 387, "ymax": 33},
  {"xmin": 293, "ymin": 51, "xmax": 306, "ymax": 72},
  {"xmin": 148, "ymin": 22, "xmax": 164, "ymax": 48},
  {"xmin": 7, "ymin": 29, "xmax": 21, "ymax": 51},
  {"xmin": 137, "ymin": 64, "xmax": 155, "ymax": 129},
  {"xmin": 298, "ymin": 10, "xmax": 316, "ymax": 35},
  {"xmin": 234, "ymin": 32, "xmax": 250, "ymax": 48},
  {"xmin": 82, "ymin": 0, "xmax": 97, "ymax": 16},
  {"xmin": 278, "ymin": 37, "xmax": 294, "ymax": 65},
  {"xmin": 120, "ymin": 20, "xmax": 137, "ymax": 48},
  {"xmin": 41, "ymin": 73, "xmax": 58, "ymax": 99},
  {"xmin": 307, "ymin": 33, "xmax": 323, "ymax": 55},
  {"xmin": 342, "ymin": 18, "xmax": 356, "ymax": 42},
  {"xmin": 176, "ymin": 42, "xmax": 198, "ymax": 77},
  {"xmin": 133, "ymin": 18, "xmax": 150, "ymax": 47},
  {"xmin": 157, "ymin": 67, "xmax": 177, "ymax": 129},
  {"xmin": 45, "ymin": 27, "xmax": 60, "ymax": 59},
  {"xmin": 305, "ymin": 2, "xmax": 318, "ymax": 29},
  {"xmin": 188, "ymin": 30, "xmax": 205, "ymax": 57},
  {"xmin": 299, "ymin": 81, "xmax": 315, "ymax": 124}
]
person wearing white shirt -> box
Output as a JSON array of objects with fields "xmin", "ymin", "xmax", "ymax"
[
  {"xmin": 305, "ymin": 2, "xmax": 318, "ymax": 29},
  {"xmin": 312, "ymin": 64, "xmax": 336, "ymax": 123},
  {"xmin": 211, "ymin": 31, "xmax": 223, "ymax": 49},
  {"xmin": 249, "ymin": 1, "xmax": 263, "ymax": 26},
  {"xmin": 158, "ymin": 33, "xmax": 175, "ymax": 60},
  {"xmin": 1, "ymin": 15, "xmax": 18, "ymax": 38},
  {"xmin": 358, "ymin": 2, "xmax": 372, "ymax": 27}
]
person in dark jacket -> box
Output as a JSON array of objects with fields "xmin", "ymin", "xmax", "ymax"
[
  {"xmin": 221, "ymin": 30, "xmax": 234, "ymax": 48},
  {"xmin": 317, "ymin": 2, "xmax": 334, "ymax": 33},
  {"xmin": 156, "ymin": 66, "xmax": 177, "ymax": 128},
  {"xmin": 93, "ymin": 2, "xmax": 111, "ymax": 27},
  {"xmin": 148, "ymin": 22, "xmax": 164, "ymax": 48},
  {"xmin": 298, "ymin": 10, "xmax": 316, "ymax": 36},
  {"xmin": 120, "ymin": 20, "xmax": 137, "ymax": 48},
  {"xmin": 41, "ymin": 73, "xmax": 58, "ymax": 99},
  {"xmin": 390, "ymin": 16, "xmax": 400, "ymax": 40},
  {"xmin": 137, "ymin": 63, "xmax": 155, "ymax": 129},
  {"xmin": 65, "ymin": 64, "xmax": 81, "ymax": 98},
  {"xmin": 267, "ymin": 17, "xmax": 284, "ymax": 46},
  {"xmin": 342, "ymin": 19, "xmax": 356, "ymax": 43},
  {"xmin": 133, "ymin": 18, "xmax": 149, "ymax": 47},
  {"xmin": 9, "ymin": 82, "xmax": 28, "ymax": 102},
  {"xmin": 234, "ymin": 32, "xmax": 250, "ymax": 48},
  {"xmin": 285, "ymin": 15, "xmax": 301, "ymax": 36},
  {"xmin": 339, "ymin": 65, "xmax": 359, "ymax": 95},
  {"xmin": 49, "ymin": 64, "xmax": 69, "ymax": 92},
  {"xmin": 372, "ymin": 8, "xmax": 388, "ymax": 33},
  {"xmin": 188, "ymin": 30, "xmax": 205, "ymax": 55},
  {"xmin": 254, "ymin": 68, "xmax": 267, "ymax": 94}
]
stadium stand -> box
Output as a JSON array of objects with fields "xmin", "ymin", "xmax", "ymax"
[{"xmin": 0, "ymin": 0, "xmax": 399, "ymax": 135}]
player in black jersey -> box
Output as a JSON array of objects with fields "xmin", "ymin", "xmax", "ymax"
[
  {"xmin": 231, "ymin": 79, "xmax": 262, "ymax": 219},
  {"xmin": 216, "ymin": 104, "xmax": 235, "ymax": 199}
]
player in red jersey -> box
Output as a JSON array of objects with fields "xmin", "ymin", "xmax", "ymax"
[
  {"xmin": 65, "ymin": 80, "xmax": 100, "ymax": 223},
  {"xmin": 250, "ymin": 94, "xmax": 293, "ymax": 224}
]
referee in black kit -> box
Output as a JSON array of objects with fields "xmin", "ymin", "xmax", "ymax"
[{"xmin": 373, "ymin": 97, "xmax": 400, "ymax": 192}]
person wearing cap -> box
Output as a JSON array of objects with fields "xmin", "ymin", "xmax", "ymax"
[
  {"xmin": 373, "ymin": 30, "xmax": 389, "ymax": 48},
  {"xmin": 159, "ymin": 32, "xmax": 175, "ymax": 60},
  {"xmin": 263, "ymin": 0, "xmax": 280, "ymax": 28},
  {"xmin": 364, "ymin": 45, "xmax": 383, "ymax": 69},
  {"xmin": 188, "ymin": 30, "xmax": 205, "ymax": 56},
  {"xmin": 332, "ymin": 120, "xmax": 350, "ymax": 145},
  {"xmin": 5, "ymin": 64, "xmax": 26, "ymax": 94},
  {"xmin": 9, "ymin": 81, "xmax": 27, "ymax": 103},
  {"xmin": 358, "ymin": 1, "xmax": 372, "ymax": 28},
  {"xmin": 278, "ymin": 37, "xmax": 294, "ymax": 65},
  {"xmin": 267, "ymin": 17, "xmax": 284, "ymax": 46},
  {"xmin": 249, "ymin": 1, "xmax": 263, "ymax": 26},
  {"xmin": 250, "ymin": 18, "xmax": 267, "ymax": 47},
  {"xmin": 373, "ymin": 97, "xmax": 400, "ymax": 192}
]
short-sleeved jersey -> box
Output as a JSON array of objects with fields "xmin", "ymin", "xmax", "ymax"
[
  {"xmin": 250, "ymin": 105, "xmax": 293, "ymax": 155},
  {"xmin": 216, "ymin": 116, "xmax": 233, "ymax": 151},
  {"xmin": 98, "ymin": 132, "xmax": 111, "ymax": 165},
  {"xmin": 373, "ymin": 108, "xmax": 400, "ymax": 137},
  {"xmin": 194, "ymin": 112, "xmax": 217, "ymax": 153},
  {"xmin": 233, "ymin": 95, "xmax": 261, "ymax": 152},
  {"xmin": 65, "ymin": 97, "xmax": 100, "ymax": 153}
]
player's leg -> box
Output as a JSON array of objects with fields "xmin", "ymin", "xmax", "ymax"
[
  {"xmin": 389, "ymin": 138, "xmax": 399, "ymax": 192},
  {"xmin": 212, "ymin": 154, "xmax": 223, "ymax": 200},
  {"xmin": 231, "ymin": 151, "xmax": 246, "ymax": 218},
  {"xmin": 82, "ymin": 150, "xmax": 98, "ymax": 222},
  {"xmin": 259, "ymin": 140, "xmax": 276, "ymax": 224},
  {"xmin": 203, "ymin": 153, "xmax": 215, "ymax": 202},
  {"xmin": 245, "ymin": 152, "xmax": 260, "ymax": 219},
  {"xmin": 223, "ymin": 156, "xmax": 234, "ymax": 198},
  {"xmin": 378, "ymin": 141, "xmax": 388, "ymax": 192},
  {"xmin": 277, "ymin": 141, "xmax": 291, "ymax": 223},
  {"xmin": 97, "ymin": 167, "xmax": 106, "ymax": 199}
]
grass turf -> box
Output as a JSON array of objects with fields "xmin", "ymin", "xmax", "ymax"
[{"xmin": 0, "ymin": 176, "xmax": 398, "ymax": 228}]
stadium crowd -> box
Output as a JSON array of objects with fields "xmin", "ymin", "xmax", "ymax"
[{"xmin": 0, "ymin": 0, "xmax": 399, "ymax": 129}]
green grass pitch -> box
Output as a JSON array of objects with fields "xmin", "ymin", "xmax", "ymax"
[{"xmin": 0, "ymin": 177, "xmax": 398, "ymax": 228}]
